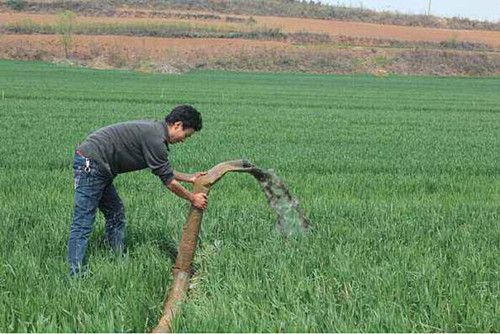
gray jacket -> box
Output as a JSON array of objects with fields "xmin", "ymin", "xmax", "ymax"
[{"xmin": 78, "ymin": 120, "xmax": 174, "ymax": 185}]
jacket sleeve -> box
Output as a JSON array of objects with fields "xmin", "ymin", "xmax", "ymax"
[{"xmin": 142, "ymin": 136, "xmax": 175, "ymax": 185}]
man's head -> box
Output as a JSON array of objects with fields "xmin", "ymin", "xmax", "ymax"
[{"xmin": 165, "ymin": 105, "xmax": 202, "ymax": 144}]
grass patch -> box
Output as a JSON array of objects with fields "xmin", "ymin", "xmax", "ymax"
[{"xmin": 0, "ymin": 60, "xmax": 499, "ymax": 331}]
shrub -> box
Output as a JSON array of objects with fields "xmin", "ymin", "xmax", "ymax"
[{"xmin": 6, "ymin": 0, "xmax": 26, "ymax": 11}]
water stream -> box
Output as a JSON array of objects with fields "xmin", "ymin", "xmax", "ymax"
[{"xmin": 249, "ymin": 167, "xmax": 310, "ymax": 236}]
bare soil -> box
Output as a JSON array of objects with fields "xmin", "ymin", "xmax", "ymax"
[
  {"xmin": 0, "ymin": 12, "xmax": 242, "ymax": 30},
  {"xmin": 2, "ymin": 11, "xmax": 499, "ymax": 48},
  {"xmin": 0, "ymin": 34, "xmax": 287, "ymax": 58},
  {"xmin": 256, "ymin": 16, "xmax": 500, "ymax": 48},
  {"xmin": 1, "ymin": 9, "xmax": 498, "ymax": 75},
  {"xmin": 2, "ymin": 33, "xmax": 497, "ymax": 76}
]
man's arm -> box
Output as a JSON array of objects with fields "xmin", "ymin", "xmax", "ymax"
[{"xmin": 167, "ymin": 179, "xmax": 207, "ymax": 209}]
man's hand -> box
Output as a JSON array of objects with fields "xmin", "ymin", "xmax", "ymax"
[
  {"xmin": 189, "ymin": 171, "xmax": 207, "ymax": 183},
  {"xmin": 191, "ymin": 193, "xmax": 208, "ymax": 210},
  {"xmin": 167, "ymin": 180, "xmax": 208, "ymax": 209}
]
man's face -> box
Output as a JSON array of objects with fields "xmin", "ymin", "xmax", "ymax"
[{"xmin": 168, "ymin": 121, "xmax": 195, "ymax": 144}]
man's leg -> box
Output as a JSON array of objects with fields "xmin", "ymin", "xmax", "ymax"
[
  {"xmin": 68, "ymin": 153, "xmax": 110, "ymax": 276},
  {"xmin": 99, "ymin": 183, "xmax": 126, "ymax": 254}
]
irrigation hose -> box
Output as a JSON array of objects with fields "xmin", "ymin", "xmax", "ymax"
[{"xmin": 152, "ymin": 160, "xmax": 309, "ymax": 332}]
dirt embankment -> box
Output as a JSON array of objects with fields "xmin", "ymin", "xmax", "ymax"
[
  {"xmin": 2, "ymin": 33, "xmax": 498, "ymax": 76},
  {"xmin": 1, "ymin": 12, "xmax": 499, "ymax": 48},
  {"xmin": 0, "ymin": 12, "xmax": 239, "ymax": 29},
  {"xmin": 0, "ymin": 34, "xmax": 287, "ymax": 58},
  {"xmin": 256, "ymin": 16, "xmax": 500, "ymax": 49},
  {"xmin": 0, "ymin": 10, "xmax": 499, "ymax": 75}
]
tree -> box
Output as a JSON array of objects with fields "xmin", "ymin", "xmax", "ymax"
[{"xmin": 57, "ymin": 10, "xmax": 76, "ymax": 58}]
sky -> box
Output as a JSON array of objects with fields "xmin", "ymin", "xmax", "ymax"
[{"xmin": 320, "ymin": 0, "xmax": 500, "ymax": 21}]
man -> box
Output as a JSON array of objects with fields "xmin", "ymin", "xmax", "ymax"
[{"xmin": 68, "ymin": 105, "xmax": 207, "ymax": 276}]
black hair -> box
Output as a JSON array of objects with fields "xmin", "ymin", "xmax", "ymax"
[{"xmin": 165, "ymin": 105, "xmax": 202, "ymax": 131}]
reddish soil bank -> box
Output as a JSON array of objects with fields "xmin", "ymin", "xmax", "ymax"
[
  {"xmin": 1, "ymin": 11, "xmax": 499, "ymax": 48},
  {"xmin": 0, "ymin": 12, "xmax": 240, "ymax": 29},
  {"xmin": 0, "ymin": 34, "xmax": 288, "ymax": 59},
  {"xmin": 255, "ymin": 16, "xmax": 500, "ymax": 48},
  {"xmin": 3, "ymin": 34, "xmax": 497, "ymax": 76}
]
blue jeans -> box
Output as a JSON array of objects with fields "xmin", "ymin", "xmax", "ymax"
[{"xmin": 68, "ymin": 151, "xmax": 126, "ymax": 276}]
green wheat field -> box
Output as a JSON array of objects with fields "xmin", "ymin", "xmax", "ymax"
[{"xmin": 0, "ymin": 60, "xmax": 499, "ymax": 332}]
